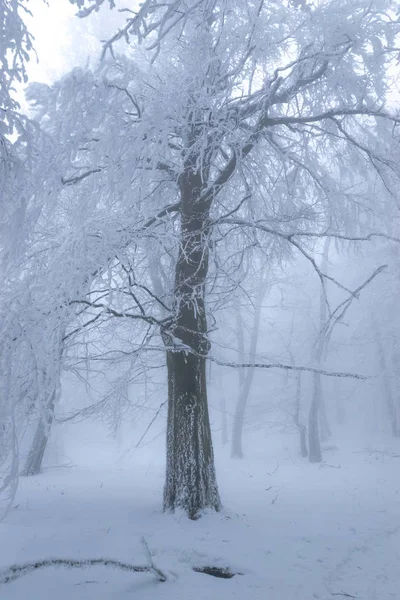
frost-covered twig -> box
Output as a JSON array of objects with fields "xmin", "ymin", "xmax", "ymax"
[{"xmin": 69, "ymin": 299, "xmax": 164, "ymax": 327}]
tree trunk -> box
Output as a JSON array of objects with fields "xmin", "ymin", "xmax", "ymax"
[
  {"xmin": 21, "ymin": 392, "xmax": 56, "ymax": 477},
  {"xmin": 20, "ymin": 335, "xmax": 64, "ymax": 478},
  {"xmin": 299, "ymin": 422, "xmax": 308, "ymax": 458},
  {"xmin": 164, "ymin": 350, "xmax": 220, "ymax": 518},
  {"xmin": 162, "ymin": 163, "xmax": 221, "ymax": 519},
  {"xmin": 308, "ymin": 237, "xmax": 330, "ymax": 463},
  {"xmin": 375, "ymin": 328, "xmax": 400, "ymax": 437},
  {"xmin": 231, "ymin": 363, "xmax": 257, "ymax": 458},
  {"xmin": 319, "ymin": 393, "xmax": 331, "ymax": 442},
  {"xmin": 231, "ymin": 276, "xmax": 268, "ymax": 458},
  {"xmin": 231, "ymin": 307, "xmax": 247, "ymax": 458},
  {"xmin": 21, "ymin": 418, "xmax": 50, "ymax": 477},
  {"xmin": 334, "ymin": 379, "xmax": 345, "ymax": 425},
  {"xmin": 309, "ymin": 371, "xmax": 322, "ymax": 463},
  {"xmin": 231, "ymin": 389, "xmax": 248, "ymax": 458},
  {"xmin": 219, "ymin": 385, "xmax": 228, "ymax": 446},
  {"xmin": 294, "ymin": 372, "xmax": 308, "ymax": 457}
]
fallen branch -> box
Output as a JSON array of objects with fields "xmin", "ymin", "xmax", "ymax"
[
  {"xmin": 0, "ymin": 556, "xmax": 167, "ymax": 586},
  {"xmin": 331, "ymin": 591, "xmax": 356, "ymax": 599},
  {"xmin": 140, "ymin": 536, "xmax": 166, "ymax": 582}
]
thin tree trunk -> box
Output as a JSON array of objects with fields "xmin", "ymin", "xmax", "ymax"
[
  {"xmin": 293, "ymin": 372, "xmax": 308, "ymax": 457},
  {"xmin": 231, "ymin": 276, "xmax": 268, "ymax": 458},
  {"xmin": 375, "ymin": 325, "xmax": 400, "ymax": 437},
  {"xmin": 309, "ymin": 371, "xmax": 322, "ymax": 462},
  {"xmin": 334, "ymin": 379, "xmax": 345, "ymax": 425},
  {"xmin": 162, "ymin": 161, "xmax": 220, "ymax": 519},
  {"xmin": 21, "ymin": 390, "xmax": 56, "ymax": 477},
  {"xmin": 21, "ymin": 417, "xmax": 50, "ymax": 477},
  {"xmin": 319, "ymin": 393, "xmax": 331, "ymax": 442},
  {"xmin": 220, "ymin": 385, "xmax": 228, "ymax": 446},
  {"xmin": 230, "ymin": 307, "xmax": 247, "ymax": 457},
  {"xmin": 299, "ymin": 423, "xmax": 308, "ymax": 459},
  {"xmin": 231, "ymin": 387, "xmax": 249, "ymax": 458},
  {"xmin": 308, "ymin": 238, "xmax": 330, "ymax": 463},
  {"xmin": 21, "ymin": 326, "xmax": 67, "ymax": 477},
  {"xmin": 391, "ymin": 343, "xmax": 400, "ymax": 437}
]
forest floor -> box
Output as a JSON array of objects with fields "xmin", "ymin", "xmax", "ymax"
[{"xmin": 1, "ymin": 435, "xmax": 400, "ymax": 599}]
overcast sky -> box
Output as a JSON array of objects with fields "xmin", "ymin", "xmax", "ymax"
[
  {"xmin": 25, "ymin": 1, "xmax": 133, "ymax": 85},
  {"xmin": 27, "ymin": 1, "xmax": 79, "ymax": 84}
]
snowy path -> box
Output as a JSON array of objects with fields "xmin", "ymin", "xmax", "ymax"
[{"xmin": 1, "ymin": 445, "xmax": 400, "ymax": 599}]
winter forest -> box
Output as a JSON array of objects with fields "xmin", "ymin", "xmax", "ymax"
[{"xmin": 2, "ymin": 0, "xmax": 400, "ymax": 598}]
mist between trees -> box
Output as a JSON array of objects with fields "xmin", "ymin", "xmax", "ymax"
[{"xmin": 1, "ymin": 0, "xmax": 400, "ymax": 521}]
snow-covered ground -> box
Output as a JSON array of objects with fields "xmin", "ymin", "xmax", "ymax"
[{"xmin": 1, "ymin": 435, "xmax": 400, "ymax": 599}]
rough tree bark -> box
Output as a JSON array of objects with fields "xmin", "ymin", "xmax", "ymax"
[{"xmin": 162, "ymin": 159, "xmax": 221, "ymax": 519}]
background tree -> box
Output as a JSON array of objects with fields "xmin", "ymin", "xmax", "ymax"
[{"xmin": 231, "ymin": 265, "xmax": 270, "ymax": 459}]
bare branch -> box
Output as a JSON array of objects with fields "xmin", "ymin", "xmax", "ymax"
[
  {"xmin": 62, "ymin": 312, "xmax": 103, "ymax": 343},
  {"xmin": 208, "ymin": 356, "xmax": 367, "ymax": 380},
  {"xmin": 162, "ymin": 340, "xmax": 367, "ymax": 379},
  {"xmin": 220, "ymin": 217, "xmax": 355, "ymax": 299},
  {"xmin": 69, "ymin": 299, "xmax": 163, "ymax": 327},
  {"xmin": 141, "ymin": 201, "xmax": 181, "ymax": 230},
  {"xmin": 323, "ymin": 264, "xmax": 387, "ymax": 343}
]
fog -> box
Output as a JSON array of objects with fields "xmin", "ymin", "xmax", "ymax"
[{"xmin": 1, "ymin": 1, "xmax": 400, "ymax": 598}]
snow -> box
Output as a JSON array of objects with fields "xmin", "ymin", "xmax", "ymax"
[{"xmin": 1, "ymin": 434, "xmax": 400, "ymax": 599}]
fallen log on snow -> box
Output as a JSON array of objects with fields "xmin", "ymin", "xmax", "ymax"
[{"xmin": 0, "ymin": 537, "xmax": 167, "ymax": 585}]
